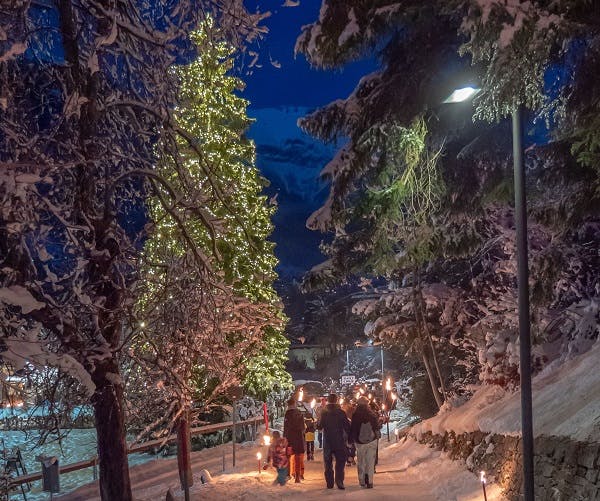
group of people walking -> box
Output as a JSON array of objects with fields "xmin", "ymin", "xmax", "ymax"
[{"xmin": 265, "ymin": 393, "xmax": 382, "ymax": 490}]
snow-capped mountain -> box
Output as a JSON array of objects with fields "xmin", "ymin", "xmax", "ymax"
[{"xmin": 247, "ymin": 106, "xmax": 335, "ymax": 279}]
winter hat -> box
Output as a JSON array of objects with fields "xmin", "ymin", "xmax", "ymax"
[{"xmin": 357, "ymin": 396, "xmax": 369, "ymax": 407}]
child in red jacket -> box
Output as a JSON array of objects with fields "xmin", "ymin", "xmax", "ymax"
[{"xmin": 266, "ymin": 430, "xmax": 289, "ymax": 486}]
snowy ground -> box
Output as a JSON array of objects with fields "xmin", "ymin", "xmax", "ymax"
[{"xmin": 62, "ymin": 435, "xmax": 504, "ymax": 500}]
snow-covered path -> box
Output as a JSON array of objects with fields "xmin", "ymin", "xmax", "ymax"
[{"xmin": 60, "ymin": 437, "xmax": 504, "ymax": 500}]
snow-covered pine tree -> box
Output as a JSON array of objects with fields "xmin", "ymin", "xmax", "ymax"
[{"xmin": 296, "ymin": 0, "xmax": 599, "ymax": 410}]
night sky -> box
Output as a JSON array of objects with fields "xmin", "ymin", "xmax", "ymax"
[{"xmin": 242, "ymin": 1, "xmax": 374, "ymax": 280}]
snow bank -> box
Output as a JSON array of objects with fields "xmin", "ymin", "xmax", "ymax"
[{"xmin": 417, "ymin": 341, "xmax": 600, "ymax": 442}]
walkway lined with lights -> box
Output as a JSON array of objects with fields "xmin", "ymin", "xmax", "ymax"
[{"xmin": 61, "ymin": 437, "xmax": 503, "ymax": 500}]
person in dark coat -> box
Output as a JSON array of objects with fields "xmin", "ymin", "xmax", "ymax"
[
  {"xmin": 316, "ymin": 393, "xmax": 351, "ymax": 490},
  {"xmin": 283, "ymin": 397, "xmax": 305, "ymax": 483},
  {"xmin": 350, "ymin": 396, "xmax": 381, "ymax": 488}
]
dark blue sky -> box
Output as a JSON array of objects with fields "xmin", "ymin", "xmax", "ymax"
[
  {"xmin": 241, "ymin": 1, "xmax": 374, "ymax": 280},
  {"xmin": 243, "ymin": 0, "xmax": 374, "ymax": 108}
]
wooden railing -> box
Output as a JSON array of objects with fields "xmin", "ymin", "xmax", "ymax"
[{"xmin": 8, "ymin": 416, "xmax": 263, "ymax": 487}]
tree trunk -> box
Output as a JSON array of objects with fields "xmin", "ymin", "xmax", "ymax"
[
  {"xmin": 421, "ymin": 349, "xmax": 443, "ymax": 409},
  {"xmin": 92, "ymin": 363, "xmax": 132, "ymax": 501},
  {"xmin": 426, "ymin": 329, "xmax": 448, "ymax": 402}
]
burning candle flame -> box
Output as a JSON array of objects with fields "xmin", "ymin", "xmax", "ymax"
[
  {"xmin": 263, "ymin": 435, "xmax": 271, "ymax": 446},
  {"xmin": 355, "ymin": 392, "xmax": 360, "ymax": 399},
  {"xmin": 298, "ymin": 388, "xmax": 304, "ymax": 402},
  {"xmin": 480, "ymin": 471, "xmax": 486, "ymax": 484},
  {"xmin": 368, "ymin": 393, "xmax": 373, "ymax": 399},
  {"xmin": 257, "ymin": 452, "xmax": 262, "ymax": 460},
  {"xmin": 385, "ymin": 378, "xmax": 392, "ymax": 391}
]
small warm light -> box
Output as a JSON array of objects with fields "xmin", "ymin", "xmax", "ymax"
[
  {"xmin": 263, "ymin": 435, "xmax": 271, "ymax": 446},
  {"xmin": 310, "ymin": 398, "xmax": 316, "ymax": 409},
  {"xmin": 298, "ymin": 388, "xmax": 304, "ymax": 402},
  {"xmin": 257, "ymin": 452, "xmax": 262, "ymax": 460},
  {"xmin": 382, "ymin": 404, "xmax": 386, "ymax": 410},
  {"xmin": 368, "ymin": 393, "xmax": 373, "ymax": 400},
  {"xmin": 359, "ymin": 388, "xmax": 365, "ymax": 394},
  {"xmin": 385, "ymin": 378, "xmax": 392, "ymax": 391},
  {"xmin": 391, "ymin": 393, "xmax": 397, "ymax": 401},
  {"xmin": 480, "ymin": 471, "xmax": 486, "ymax": 484},
  {"xmin": 443, "ymin": 86, "xmax": 480, "ymax": 104},
  {"xmin": 339, "ymin": 397, "xmax": 344, "ymax": 404},
  {"xmin": 394, "ymin": 428, "xmax": 399, "ymax": 436},
  {"xmin": 140, "ymin": 321, "xmax": 146, "ymax": 328},
  {"xmin": 355, "ymin": 392, "xmax": 360, "ymax": 399}
]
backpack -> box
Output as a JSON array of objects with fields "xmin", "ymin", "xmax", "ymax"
[{"xmin": 358, "ymin": 421, "xmax": 375, "ymax": 444}]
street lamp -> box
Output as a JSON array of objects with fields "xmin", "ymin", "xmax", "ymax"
[{"xmin": 444, "ymin": 88, "xmax": 534, "ymax": 500}]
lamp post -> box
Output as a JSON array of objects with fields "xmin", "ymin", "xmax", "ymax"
[{"xmin": 444, "ymin": 88, "xmax": 534, "ymax": 500}]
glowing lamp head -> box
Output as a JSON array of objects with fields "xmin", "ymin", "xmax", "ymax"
[
  {"xmin": 443, "ymin": 86, "xmax": 480, "ymax": 104},
  {"xmin": 263, "ymin": 435, "xmax": 271, "ymax": 446},
  {"xmin": 480, "ymin": 471, "xmax": 486, "ymax": 484},
  {"xmin": 257, "ymin": 452, "xmax": 262, "ymax": 460}
]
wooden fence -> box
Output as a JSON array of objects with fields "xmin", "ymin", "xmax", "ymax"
[{"xmin": 8, "ymin": 415, "xmax": 263, "ymax": 488}]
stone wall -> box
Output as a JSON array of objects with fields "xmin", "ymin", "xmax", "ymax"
[{"xmin": 417, "ymin": 430, "xmax": 600, "ymax": 500}]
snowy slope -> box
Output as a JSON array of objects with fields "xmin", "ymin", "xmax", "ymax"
[{"xmin": 416, "ymin": 341, "xmax": 600, "ymax": 442}]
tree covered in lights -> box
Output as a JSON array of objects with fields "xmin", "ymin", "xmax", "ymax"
[{"xmin": 130, "ymin": 21, "xmax": 291, "ymax": 428}]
